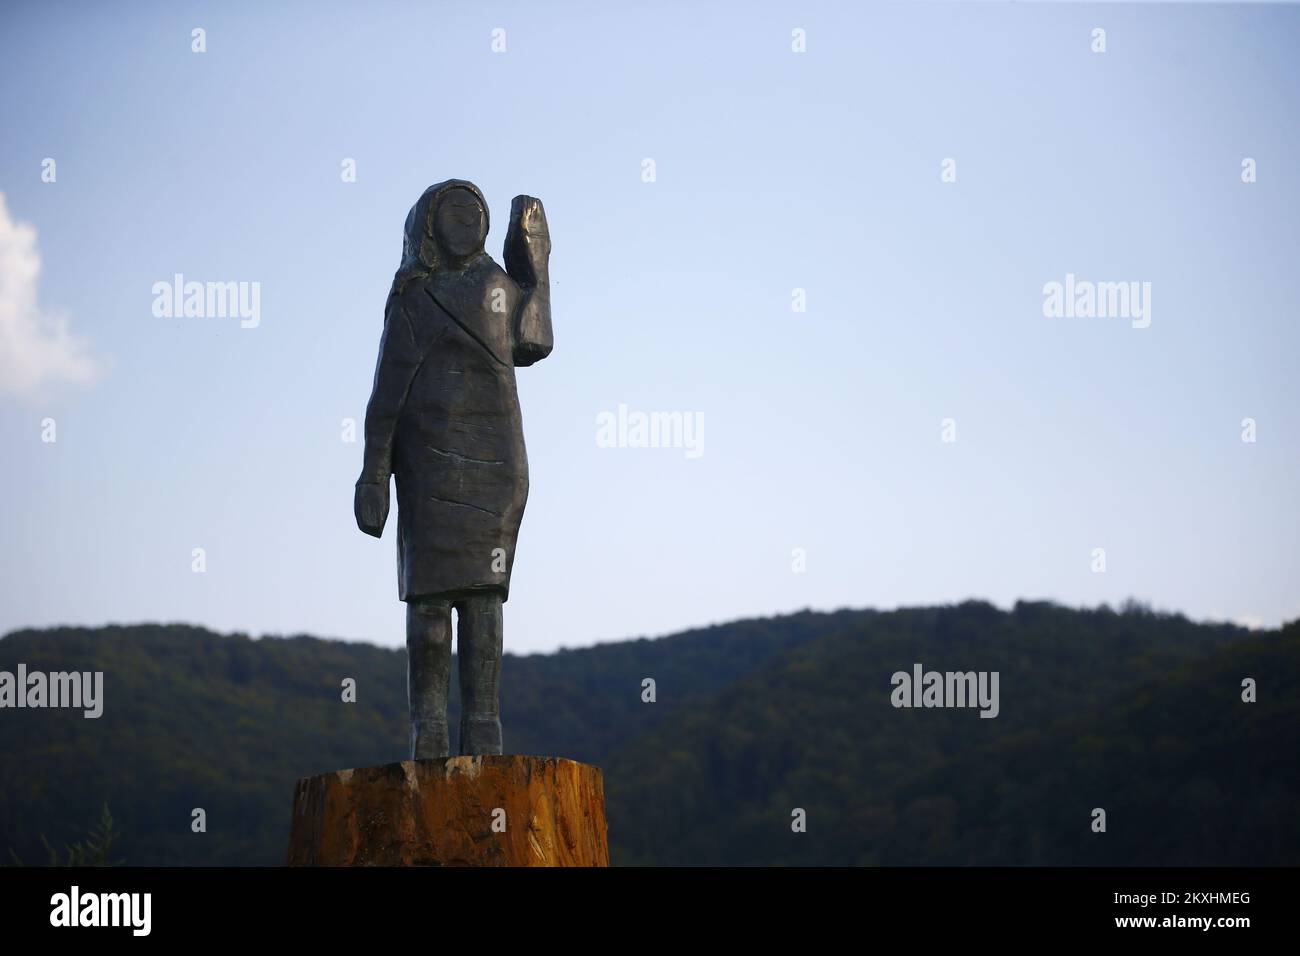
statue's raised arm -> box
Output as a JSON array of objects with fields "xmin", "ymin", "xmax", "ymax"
[{"xmin": 504, "ymin": 195, "xmax": 553, "ymax": 367}]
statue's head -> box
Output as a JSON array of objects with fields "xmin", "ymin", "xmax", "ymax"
[
  {"xmin": 433, "ymin": 187, "xmax": 487, "ymax": 258},
  {"xmin": 401, "ymin": 179, "xmax": 489, "ymax": 273}
]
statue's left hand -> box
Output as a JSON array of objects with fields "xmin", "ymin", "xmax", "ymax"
[
  {"xmin": 505, "ymin": 196, "xmax": 550, "ymax": 283},
  {"xmin": 354, "ymin": 480, "xmax": 390, "ymax": 537},
  {"xmin": 515, "ymin": 196, "xmax": 550, "ymax": 256}
]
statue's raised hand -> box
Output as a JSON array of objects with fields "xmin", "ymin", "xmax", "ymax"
[
  {"xmin": 354, "ymin": 480, "xmax": 390, "ymax": 537},
  {"xmin": 504, "ymin": 195, "xmax": 550, "ymax": 285}
]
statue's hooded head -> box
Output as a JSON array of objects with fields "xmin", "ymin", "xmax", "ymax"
[{"xmin": 389, "ymin": 179, "xmax": 489, "ymax": 301}]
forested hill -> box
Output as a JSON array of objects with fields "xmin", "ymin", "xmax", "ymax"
[{"xmin": 1, "ymin": 602, "xmax": 1295, "ymax": 866}]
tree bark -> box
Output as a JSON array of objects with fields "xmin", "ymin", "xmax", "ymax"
[{"xmin": 287, "ymin": 755, "xmax": 609, "ymax": 867}]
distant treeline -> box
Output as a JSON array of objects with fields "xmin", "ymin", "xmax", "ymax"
[{"xmin": 1, "ymin": 601, "xmax": 1295, "ymax": 866}]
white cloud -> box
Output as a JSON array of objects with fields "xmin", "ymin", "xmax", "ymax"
[{"xmin": 0, "ymin": 192, "xmax": 102, "ymax": 399}]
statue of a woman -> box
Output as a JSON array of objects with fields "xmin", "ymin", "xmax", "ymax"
[{"xmin": 354, "ymin": 179, "xmax": 552, "ymax": 759}]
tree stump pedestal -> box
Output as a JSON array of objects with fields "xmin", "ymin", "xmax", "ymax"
[{"xmin": 287, "ymin": 755, "xmax": 609, "ymax": 866}]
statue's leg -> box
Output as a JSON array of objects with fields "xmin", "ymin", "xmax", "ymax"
[
  {"xmin": 456, "ymin": 591, "xmax": 504, "ymax": 755},
  {"xmin": 406, "ymin": 597, "xmax": 453, "ymax": 759}
]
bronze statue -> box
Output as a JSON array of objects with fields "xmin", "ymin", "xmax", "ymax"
[{"xmin": 355, "ymin": 180, "xmax": 552, "ymax": 759}]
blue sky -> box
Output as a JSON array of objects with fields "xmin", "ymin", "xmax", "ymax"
[{"xmin": 1, "ymin": 0, "xmax": 1297, "ymax": 652}]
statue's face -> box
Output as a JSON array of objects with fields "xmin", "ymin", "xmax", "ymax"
[{"xmin": 433, "ymin": 189, "xmax": 486, "ymax": 258}]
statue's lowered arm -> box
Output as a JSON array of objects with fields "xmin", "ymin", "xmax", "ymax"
[
  {"xmin": 504, "ymin": 195, "xmax": 553, "ymax": 367},
  {"xmin": 354, "ymin": 302, "xmax": 423, "ymax": 537}
]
